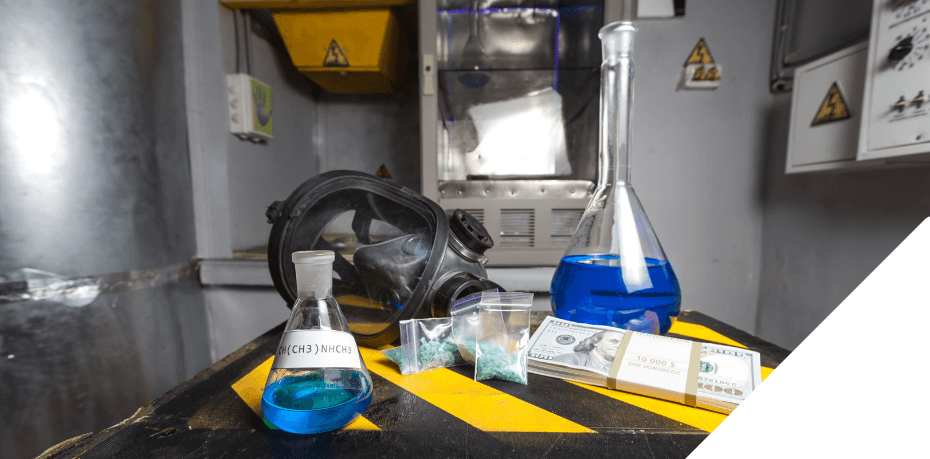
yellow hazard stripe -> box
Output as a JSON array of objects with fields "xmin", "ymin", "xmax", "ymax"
[
  {"xmin": 359, "ymin": 346, "xmax": 594, "ymax": 433},
  {"xmin": 231, "ymin": 356, "xmax": 380, "ymax": 430},
  {"xmin": 231, "ymin": 340, "xmax": 777, "ymax": 434},
  {"xmin": 571, "ymin": 365, "xmax": 776, "ymax": 433},
  {"xmin": 571, "ymin": 382, "xmax": 727, "ymax": 432},
  {"xmin": 669, "ymin": 321, "xmax": 747, "ymax": 349},
  {"xmin": 761, "ymin": 366, "xmax": 774, "ymax": 380},
  {"xmin": 336, "ymin": 294, "xmax": 380, "ymax": 308}
]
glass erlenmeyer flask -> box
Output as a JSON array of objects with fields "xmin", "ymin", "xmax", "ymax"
[
  {"xmin": 262, "ymin": 250, "xmax": 374, "ymax": 434},
  {"xmin": 550, "ymin": 22, "xmax": 681, "ymax": 335}
]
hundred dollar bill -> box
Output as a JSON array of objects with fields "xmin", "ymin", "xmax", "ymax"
[{"xmin": 527, "ymin": 316, "xmax": 762, "ymax": 414}]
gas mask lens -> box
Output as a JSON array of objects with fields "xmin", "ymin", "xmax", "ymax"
[{"xmin": 268, "ymin": 171, "xmax": 500, "ymax": 347}]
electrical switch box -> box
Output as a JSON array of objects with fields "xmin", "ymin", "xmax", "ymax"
[
  {"xmin": 786, "ymin": 42, "xmax": 870, "ymax": 173},
  {"xmin": 227, "ymin": 73, "xmax": 273, "ymax": 142},
  {"xmin": 858, "ymin": 0, "xmax": 930, "ymax": 162}
]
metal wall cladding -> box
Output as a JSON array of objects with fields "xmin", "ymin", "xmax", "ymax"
[
  {"xmin": 439, "ymin": 9, "xmax": 557, "ymax": 70},
  {"xmin": 438, "ymin": 0, "xmax": 561, "ymax": 13},
  {"xmin": 437, "ymin": 77, "xmax": 600, "ymax": 182},
  {"xmin": 557, "ymin": 2, "xmax": 604, "ymax": 69},
  {"xmin": 779, "ymin": 0, "xmax": 870, "ymax": 68},
  {"xmin": 0, "ymin": 279, "xmax": 211, "ymax": 459},
  {"xmin": 437, "ymin": 0, "xmax": 602, "ymax": 70},
  {"xmin": 434, "ymin": 1, "xmax": 602, "ymax": 183},
  {"xmin": 0, "ymin": 1, "xmax": 209, "ymax": 458},
  {"xmin": 0, "ymin": 0, "xmax": 198, "ymax": 277}
]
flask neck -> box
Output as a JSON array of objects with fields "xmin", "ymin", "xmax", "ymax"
[
  {"xmin": 295, "ymin": 263, "xmax": 333, "ymax": 300},
  {"xmin": 597, "ymin": 22, "xmax": 636, "ymax": 189}
]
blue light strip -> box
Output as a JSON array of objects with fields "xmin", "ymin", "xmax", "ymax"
[
  {"xmin": 555, "ymin": 13, "xmax": 560, "ymax": 91},
  {"xmin": 440, "ymin": 7, "xmax": 555, "ymax": 14},
  {"xmin": 560, "ymin": 4, "xmax": 601, "ymax": 13}
]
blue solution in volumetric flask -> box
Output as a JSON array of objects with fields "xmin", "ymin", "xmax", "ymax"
[
  {"xmin": 550, "ymin": 22, "xmax": 682, "ymax": 332},
  {"xmin": 551, "ymin": 255, "xmax": 681, "ymax": 335},
  {"xmin": 262, "ymin": 368, "xmax": 373, "ymax": 434}
]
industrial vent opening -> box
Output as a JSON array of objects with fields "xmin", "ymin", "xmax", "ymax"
[
  {"xmin": 500, "ymin": 209, "xmax": 535, "ymax": 248},
  {"xmin": 550, "ymin": 209, "xmax": 583, "ymax": 248}
]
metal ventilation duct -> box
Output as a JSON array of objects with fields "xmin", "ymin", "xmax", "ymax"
[{"xmin": 0, "ymin": 2, "xmax": 210, "ymax": 458}]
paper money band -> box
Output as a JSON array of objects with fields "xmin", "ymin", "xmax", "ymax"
[
  {"xmin": 606, "ymin": 332, "xmax": 702, "ymax": 407},
  {"xmin": 684, "ymin": 341, "xmax": 701, "ymax": 407},
  {"xmin": 606, "ymin": 332, "xmax": 633, "ymax": 391}
]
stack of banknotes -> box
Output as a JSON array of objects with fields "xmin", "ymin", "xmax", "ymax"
[{"xmin": 527, "ymin": 316, "xmax": 762, "ymax": 414}]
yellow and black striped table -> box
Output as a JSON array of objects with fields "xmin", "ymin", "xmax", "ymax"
[{"xmin": 48, "ymin": 311, "xmax": 788, "ymax": 458}]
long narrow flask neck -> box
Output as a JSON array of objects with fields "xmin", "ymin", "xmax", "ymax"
[{"xmin": 597, "ymin": 22, "xmax": 636, "ymax": 188}]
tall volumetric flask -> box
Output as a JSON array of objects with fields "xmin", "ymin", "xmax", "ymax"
[
  {"xmin": 550, "ymin": 22, "xmax": 681, "ymax": 335},
  {"xmin": 262, "ymin": 250, "xmax": 373, "ymax": 434}
]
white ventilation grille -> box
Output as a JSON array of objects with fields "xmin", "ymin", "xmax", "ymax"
[
  {"xmin": 500, "ymin": 209, "xmax": 535, "ymax": 248},
  {"xmin": 550, "ymin": 209, "xmax": 584, "ymax": 248},
  {"xmin": 461, "ymin": 209, "xmax": 485, "ymax": 225}
]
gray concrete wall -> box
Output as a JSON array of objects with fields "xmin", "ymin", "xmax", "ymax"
[
  {"xmin": 217, "ymin": 7, "xmax": 420, "ymax": 252},
  {"xmin": 313, "ymin": 5, "xmax": 421, "ymax": 191},
  {"xmin": 627, "ymin": 0, "xmax": 775, "ymax": 333},
  {"xmin": 198, "ymin": 7, "xmax": 325, "ymax": 362},
  {"xmin": 202, "ymin": 11, "xmax": 422, "ymax": 360},
  {"xmin": 755, "ymin": 95, "xmax": 930, "ymax": 350},
  {"xmin": 204, "ymin": 286, "xmax": 291, "ymax": 362},
  {"xmin": 218, "ymin": 7, "xmax": 321, "ymax": 252},
  {"xmin": 316, "ymin": 87, "xmax": 422, "ymax": 192}
]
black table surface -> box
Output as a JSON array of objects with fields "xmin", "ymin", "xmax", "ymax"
[{"xmin": 42, "ymin": 311, "xmax": 789, "ymax": 459}]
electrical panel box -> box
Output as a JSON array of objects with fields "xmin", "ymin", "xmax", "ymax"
[
  {"xmin": 786, "ymin": 42, "xmax": 870, "ymax": 173},
  {"xmin": 227, "ymin": 73, "xmax": 273, "ymax": 142},
  {"xmin": 786, "ymin": 1, "xmax": 930, "ymax": 173},
  {"xmin": 858, "ymin": 0, "xmax": 930, "ymax": 161}
]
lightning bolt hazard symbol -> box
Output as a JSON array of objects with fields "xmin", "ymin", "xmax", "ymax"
[{"xmin": 811, "ymin": 82, "xmax": 851, "ymax": 126}]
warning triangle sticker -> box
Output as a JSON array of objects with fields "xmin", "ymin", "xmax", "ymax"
[
  {"xmin": 811, "ymin": 82, "xmax": 851, "ymax": 126},
  {"xmin": 323, "ymin": 39, "xmax": 350, "ymax": 67},
  {"xmin": 684, "ymin": 39, "xmax": 715, "ymax": 65},
  {"xmin": 376, "ymin": 164, "xmax": 392, "ymax": 179},
  {"xmin": 692, "ymin": 67, "xmax": 705, "ymax": 81}
]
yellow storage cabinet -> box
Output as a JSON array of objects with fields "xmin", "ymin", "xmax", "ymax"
[{"xmin": 272, "ymin": 9, "xmax": 407, "ymax": 94}]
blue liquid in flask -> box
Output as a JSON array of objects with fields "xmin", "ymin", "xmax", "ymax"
[
  {"xmin": 261, "ymin": 369, "xmax": 373, "ymax": 434},
  {"xmin": 551, "ymin": 255, "xmax": 681, "ymax": 335}
]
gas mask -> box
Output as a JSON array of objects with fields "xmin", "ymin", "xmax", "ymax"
[{"xmin": 266, "ymin": 170, "xmax": 501, "ymax": 347}]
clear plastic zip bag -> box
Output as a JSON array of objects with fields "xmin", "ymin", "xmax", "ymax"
[
  {"xmin": 448, "ymin": 291, "xmax": 485, "ymax": 365},
  {"xmin": 381, "ymin": 317, "xmax": 466, "ymax": 375},
  {"xmin": 451, "ymin": 291, "xmax": 533, "ymax": 384}
]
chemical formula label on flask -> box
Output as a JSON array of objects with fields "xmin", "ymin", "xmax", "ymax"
[{"xmin": 271, "ymin": 330, "xmax": 362, "ymax": 370}]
